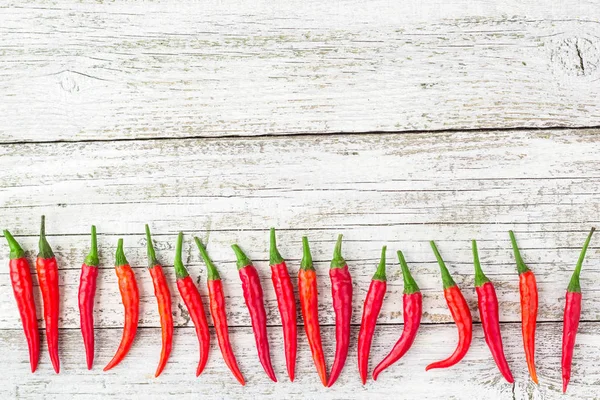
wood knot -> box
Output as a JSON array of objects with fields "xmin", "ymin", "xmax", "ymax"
[
  {"xmin": 60, "ymin": 72, "xmax": 79, "ymax": 93},
  {"xmin": 551, "ymin": 36, "xmax": 599, "ymax": 77}
]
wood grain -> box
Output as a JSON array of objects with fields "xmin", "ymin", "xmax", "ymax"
[
  {"xmin": 2, "ymin": 129, "xmax": 600, "ymax": 332},
  {"xmin": 1, "ymin": 0, "xmax": 600, "ymax": 142},
  {"xmin": 2, "ymin": 323, "xmax": 599, "ymax": 399}
]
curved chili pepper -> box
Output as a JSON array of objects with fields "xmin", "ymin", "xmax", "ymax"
[
  {"xmin": 357, "ymin": 246, "xmax": 387, "ymax": 385},
  {"xmin": 173, "ymin": 233, "xmax": 210, "ymax": 377},
  {"xmin": 36, "ymin": 215, "xmax": 60, "ymax": 373},
  {"xmin": 327, "ymin": 234, "xmax": 353, "ymax": 387},
  {"xmin": 472, "ymin": 240, "xmax": 514, "ymax": 383},
  {"xmin": 269, "ymin": 228, "xmax": 297, "ymax": 382},
  {"xmin": 196, "ymin": 238, "xmax": 244, "ymax": 385},
  {"xmin": 509, "ymin": 230, "xmax": 538, "ymax": 384},
  {"xmin": 232, "ymin": 244, "xmax": 277, "ymax": 382},
  {"xmin": 78, "ymin": 225, "xmax": 99, "ymax": 370},
  {"xmin": 372, "ymin": 250, "xmax": 422, "ymax": 381},
  {"xmin": 298, "ymin": 236, "xmax": 328, "ymax": 386},
  {"xmin": 104, "ymin": 239, "xmax": 140, "ymax": 371},
  {"xmin": 4, "ymin": 230, "xmax": 40, "ymax": 373},
  {"xmin": 562, "ymin": 227, "xmax": 595, "ymax": 393},
  {"xmin": 145, "ymin": 225, "xmax": 173, "ymax": 377},
  {"xmin": 426, "ymin": 241, "xmax": 472, "ymax": 371}
]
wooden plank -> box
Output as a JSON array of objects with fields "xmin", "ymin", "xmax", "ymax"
[
  {"xmin": 2, "ymin": 0, "xmax": 600, "ymax": 142},
  {"xmin": 2, "ymin": 129, "xmax": 600, "ymax": 330},
  {"xmin": 1, "ymin": 323, "xmax": 599, "ymax": 399}
]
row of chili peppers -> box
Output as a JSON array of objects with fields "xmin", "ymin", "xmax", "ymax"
[{"xmin": 3, "ymin": 217, "xmax": 595, "ymax": 393}]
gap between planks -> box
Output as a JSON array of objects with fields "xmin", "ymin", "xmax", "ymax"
[{"xmin": 2, "ymin": 125, "xmax": 600, "ymax": 146}]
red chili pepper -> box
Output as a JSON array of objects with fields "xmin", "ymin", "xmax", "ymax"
[
  {"xmin": 298, "ymin": 237, "xmax": 328, "ymax": 386},
  {"xmin": 509, "ymin": 230, "xmax": 539, "ymax": 384},
  {"xmin": 104, "ymin": 239, "xmax": 140, "ymax": 371},
  {"xmin": 145, "ymin": 225, "xmax": 174, "ymax": 377},
  {"xmin": 78, "ymin": 225, "xmax": 99, "ymax": 370},
  {"xmin": 472, "ymin": 240, "xmax": 514, "ymax": 383},
  {"xmin": 4, "ymin": 230, "xmax": 40, "ymax": 373},
  {"xmin": 36, "ymin": 215, "xmax": 60, "ymax": 373},
  {"xmin": 196, "ymin": 238, "xmax": 244, "ymax": 384},
  {"xmin": 232, "ymin": 244, "xmax": 277, "ymax": 382},
  {"xmin": 426, "ymin": 241, "xmax": 472, "ymax": 371},
  {"xmin": 372, "ymin": 251, "xmax": 422, "ymax": 380},
  {"xmin": 327, "ymin": 234, "xmax": 353, "ymax": 387},
  {"xmin": 269, "ymin": 228, "xmax": 297, "ymax": 382},
  {"xmin": 562, "ymin": 227, "xmax": 595, "ymax": 393},
  {"xmin": 172, "ymin": 234, "xmax": 210, "ymax": 377},
  {"xmin": 357, "ymin": 246, "xmax": 387, "ymax": 385}
]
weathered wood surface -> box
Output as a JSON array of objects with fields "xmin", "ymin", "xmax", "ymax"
[
  {"xmin": 2, "ymin": 0, "xmax": 600, "ymax": 142},
  {"xmin": 2, "ymin": 130, "xmax": 600, "ymax": 398},
  {"xmin": 1, "ymin": 324, "xmax": 599, "ymax": 399}
]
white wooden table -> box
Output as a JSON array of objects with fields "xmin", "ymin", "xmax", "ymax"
[{"xmin": 2, "ymin": 1, "xmax": 600, "ymax": 398}]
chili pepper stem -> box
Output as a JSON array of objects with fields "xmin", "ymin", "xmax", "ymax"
[
  {"xmin": 372, "ymin": 246, "xmax": 387, "ymax": 281},
  {"xmin": 231, "ymin": 244, "xmax": 252, "ymax": 269},
  {"xmin": 4, "ymin": 229, "xmax": 25, "ymax": 259},
  {"xmin": 173, "ymin": 232, "xmax": 189, "ymax": 279},
  {"xmin": 145, "ymin": 224, "xmax": 159, "ymax": 268},
  {"xmin": 270, "ymin": 228, "xmax": 284, "ymax": 265},
  {"xmin": 567, "ymin": 227, "xmax": 595, "ymax": 293},
  {"xmin": 331, "ymin": 234, "xmax": 346, "ymax": 268},
  {"xmin": 195, "ymin": 237, "xmax": 220, "ymax": 280},
  {"xmin": 509, "ymin": 230, "xmax": 530, "ymax": 274},
  {"xmin": 301, "ymin": 236, "xmax": 313, "ymax": 270},
  {"xmin": 84, "ymin": 225, "xmax": 99, "ymax": 267},
  {"xmin": 397, "ymin": 251, "xmax": 419, "ymax": 294},
  {"xmin": 472, "ymin": 240, "xmax": 490, "ymax": 287},
  {"xmin": 115, "ymin": 239, "xmax": 128, "ymax": 267},
  {"xmin": 430, "ymin": 241, "xmax": 456, "ymax": 288},
  {"xmin": 38, "ymin": 215, "xmax": 54, "ymax": 259}
]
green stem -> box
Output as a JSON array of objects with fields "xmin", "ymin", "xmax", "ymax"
[
  {"xmin": 509, "ymin": 230, "xmax": 530, "ymax": 274},
  {"xmin": 567, "ymin": 227, "xmax": 595, "ymax": 293},
  {"xmin": 115, "ymin": 238, "xmax": 128, "ymax": 267},
  {"xmin": 300, "ymin": 236, "xmax": 314, "ymax": 271},
  {"xmin": 3, "ymin": 230, "xmax": 25, "ymax": 259},
  {"xmin": 145, "ymin": 224, "xmax": 159, "ymax": 268},
  {"xmin": 195, "ymin": 237, "xmax": 220, "ymax": 281},
  {"xmin": 472, "ymin": 240, "xmax": 489, "ymax": 287},
  {"xmin": 330, "ymin": 234, "xmax": 346, "ymax": 269},
  {"xmin": 173, "ymin": 232, "xmax": 189, "ymax": 279},
  {"xmin": 430, "ymin": 240, "xmax": 456, "ymax": 289},
  {"xmin": 397, "ymin": 251, "xmax": 420, "ymax": 294},
  {"xmin": 38, "ymin": 215, "xmax": 54, "ymax": 259},
  {"xmin": 372, "ymin": 246, "xmax": 387, "ymax": 281},
  {"xmin": 84, "ymin": 225, "xmax": 99, "ymax": 267},
  {"xmin": 232, "ymin": 244, "xmax": 252, "ymax": 270},
  {"xmin": 269, "ymin": 228, "xmax": 284, "ymax": 265}
]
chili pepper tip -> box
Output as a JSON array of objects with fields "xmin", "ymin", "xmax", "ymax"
[
  {"xmin": 231, "ymin": 244, "xmax": 252, "ymax": 270},
  {"xmin": 115, "ymin": 238, "xmax": 128, "ymax": 267},
  {"xmin": 300, "ymin": 236, "xmax": 314, "ymax": 270},
  {"xmin": 38, "ymin": 215, "xmax": 54, "ymax": 259},
  {"xmin": 84, "ymin": 225, "xmax": 99, "ymax": 267},
  {"xmin": 269, "ymin": 228, "xmax": 284, "ymax": 265},
  {"xmin": 397, "ymin": 250, "xmax": 420, "ymax": 294},
  {"xmin": 145, "ymin": 224, "xmax": 159, "ymax": 268},
  {"xmin": 173, "ymin": 232, "xmax": 189, "ymax": 279},
  {"xmin": 471, "ymin": 240, "xmax": 489, "ymax": 287},
  {"xmin": 330, "ymin": 234, "xmax": 346, "ymax": 269},
  {"xmin": 430, "ymin": 241, "xmax": 456, "ymax": 289},
  {"xmin": 372, "ymin": 246, "xmax": 387, "ymax": 281},
  {"xmin": 4, "ymin": 229, "xmax": 25, "ymax": 260}
]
